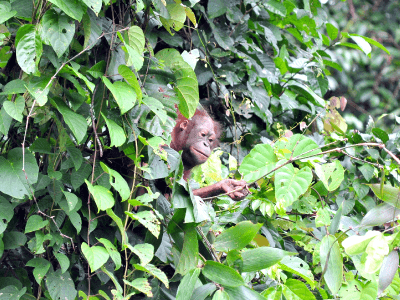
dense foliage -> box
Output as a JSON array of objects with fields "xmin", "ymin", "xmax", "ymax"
[{"xmin": 0, "ymin": 0, "xmax": 399, "ymax": 299}]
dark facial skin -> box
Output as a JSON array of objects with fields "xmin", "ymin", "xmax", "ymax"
[
  {"xmin": 181, "ymin": 116, "xmax": 216, "ymax": 170},
  {"xmin": 171, "ymin": 113, "xmax": 248, "ymax": 201}
]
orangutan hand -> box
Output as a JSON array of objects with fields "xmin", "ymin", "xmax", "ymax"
[{"xmin": 218, "ymin": 179, "xmax": 249, "ymax": 201}]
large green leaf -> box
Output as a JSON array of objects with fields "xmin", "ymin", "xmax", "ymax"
[
  {"xmin": 342, "ymin": 231, "xmax": 380, "ymax": 256},
  {"xmin": 142, "ymin": 96, "xmax": 168, "ymax": 124},
  {"xmin": 126, "ymin": 211, "xmax": 161, "ymax": 238},
  {"xmin": 214, "ymin": 221, "xmax": 262, "ymax": 252},
  {"xmin": 51, "ymin": 97, "xmax": 87, "ymax": 143},
  {"xmin": 284, "ymin": 279, "xmax": 316, "ymax": 300},
  {"xmin": 25, "ymin": 215, "xmax": 49, "ymax": 233},
  {"xmin": 3, "ymin": 95, "xmax": 25, "ymax": 122},
  {"xmin": 365, "ymin": 233, "xmax": 389, "ymax": 273},
  {"xmin": 242, "ymin": 247, "xmax": 293, "ymax": 272},
  {"xmin": 361, "ymin": 203, "xmax": 400, "ymax": 226},
  {"xmin": 176, "ymin": 268, "xmax": 201, "ymax": 300},
  {"xmin": 40, "ymin": 8, "xmax": 75, "ymax": 57},
  {"xmin": 15, "ymin": 24, "xmax": 42, "ymax": 75},
  {"xmin": 100, "ymin": 162, "xmax": 130, "ymax": 201},
  {"xmin": 81, "ymin": 0, "xmax": 102, "ymax": 14},
  {"xmin": 46, "ymin": 269, "xmax": 77, "ymax": 300},
  {"xmin": 118, "ymin": 65, "xmax": 142, "ymax": 101},
  {"xmin": 275, "ymin": 134, "xmax": 322, "ymax": 161},
  {"xmin": 320, "ymin": 235, "xmax": 343, "ymax": 295},
  {"xmin": 0, "ymin": 148, "xmax": 39, "ymax": 199},
  {"xmin": 368, "ymin": 184, "xmax": 400, "ymax": 208},
  {"xmin": 202, "ymin": 261, "xmax": 244, "ymax": 287},
  {"xmin": 97, "ymin": 238, "xmax": 122, "ymax": 270},
  {"xmin": 239, "ymin": 144, "xmax": 277, "ymax": 182},
  {"xmin": 81, "ymin": 242, "xmax": 109, "ymax": 272},
  {"xmin": 101, "ymin": 113, "xmax": 126, "ymax": 147},
  {"xmin": 155, "ymin": 48, "xmax": 199, "ymax": 118},
  {"xmin": 48, "ymin": 0, "xmax": 85, "ymax": 21},
  {"xmin": 124, "ymin": 278, "xmax": 152, "ymax": 297},
  {"xmin": 378, "ymin": 250, "xmax": 399, "ymax": 294},
  {"xmin": 85, "ymin": 180, "xmax": 115, "ymax": 211},
  {"xmin": 314, "ymin": 160, "xmax": 344, "ymax": 191},
  {"xmin": 176, "ymin": 226, "xmax": 199, "ymax": 275},
  {"xmin": 0, "ymin": 2, "xmax": 17, "ymax": 24},
  {"xmin": 102, "ymin": 77, "xmax": 136, "ymax": 114},
  {"xmin": 133, "ymin": 264, "xmax": 169, "ymax": 288},
  {"xmin": 275, "ymin": 164, "xmax": 313, "ymax": 209}
]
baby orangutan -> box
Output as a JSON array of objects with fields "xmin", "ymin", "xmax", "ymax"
[{"xmin": 170, "ymin": 109, "xmax": 248, "ymax": 201}]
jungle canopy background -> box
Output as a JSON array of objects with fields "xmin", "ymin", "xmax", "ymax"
[{"xmin": 0, "ymin": 0, "xmax": 400, "ymax": 299}]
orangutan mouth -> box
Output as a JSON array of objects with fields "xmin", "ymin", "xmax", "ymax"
[{"xmin": 193, "ymin": 148, "xmax": 209, "ymax": 159}]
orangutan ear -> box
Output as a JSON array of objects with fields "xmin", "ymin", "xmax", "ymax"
[{"xmin": 180, "ymin": 120, "xmax": 189, "ymax": 131}]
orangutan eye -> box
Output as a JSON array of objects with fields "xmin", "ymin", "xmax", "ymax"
[
  {"xmin": 201, "ymin": 133, "xmax": 206, "ymax": 137},
  {"xmin": 209, "ymin": 138, "xmax": 213, "ymax": 143}
]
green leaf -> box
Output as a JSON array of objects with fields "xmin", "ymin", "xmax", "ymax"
[
  {"xmin": 142, "ymin": 96, "xmax": 168, "ymax": 123},
  {"xmin": 212, "ymin": 290, "xmax": 230, "ymax": 300},
  {"xmin": 130, "ymin": 243, "xmax": 154, "ymax": 266},
  {"xmin": 27, "ymin": 75, "xmax": 51, "ymax": 106},
  {"xmin": 0, "ymin": 148, "xmax": 39, "ymax": 199},
  {"xmin": 314, "ymin": 160, "xmax": 344, "ymax": 192},
  {"xmin": 101, "ymin": 113, "xmax": 126, "ymax": 147},
  {"xmin": 161, "ymin": 3, "xmax": 186, "ymax": 33},
  {"xmin": 372, "ymin": 127, "xmax": 389, "ymax": 143},
  {"xmin": 64, "ymin": 64, "xmax": 95, "ymax": 92},
  {"xmin": 88, "ymin": 60, "xmax": 105, "ymax": 78},
  {"xmin": 275, "ymin": 164, "xmax": 313, "ymax": 209},
  {"xmin": 275, "ymin": 134, "xmax": 322, "ymax": 161},
  {"xmin": 0, "ymin": 79, "xmax": 26, "ymax": 95},
  {"xmin": 46, "ymin": 269, "xmax": 77, "ymax": 300},
  {"xmin": 15, "ymin": 24, "xmax": 42, "ymax": 75},
  {"xmin": 349, "ymin": 35, "xmax": 372, "ymax": 56},
  {"xmin": 207, "ymin": 0, "xmax": 226, "ymax": 19},
  {"xmin": 51, "ymin": 97, "xmax": 87, "ymax": 143},
  {"xmin": 82, "ymin": 0, "xmax": 102, "ymax": 14},
  {"xmin": 279, "ymin": 257, "xmax": 315, "ymax": 288},
  {"xmin": 81, "ymin": 242, "xmax": 109, "ymax": 272},
  {"xmin": 62, "ymin": 191, "xmax": 79, "ymax": 211},
  {"xmin": 66, "ymin": 146, "xmax": 83, "ymax": 170},
  {"xmin": 97, "ymin": 238, "xmax": 122, "ymax": 270},
  {"xmin": 342, "ymin": 231, "xmax": 381, "ymax": 255},
  {"xmin": 315, "ymin": 207, "xmax": 330, "ymax": 227},
  {"xmin": 3, "ymin": 231, "xmax": 27, "ymax": 250},
  {"xmin": 0, "ymin": 106, "xmax": 12, "ymax": 135},
  {"xmin": 361, "ymin": 203, "xmax": 400, "ymax": 226},
  {"xmin": 368, "ymin": 184, "xmax": 400, "ymax": 208},
  {"xmin": 124, "ymin": 278, "xmax": 152, "ymax": 297},
  {"xmin": 239, "ymin": 144, "xmax": 277, "ymax": 182},
  {"xmin": 102, "ymin": 76, "xmax": 136, "ymax": 114},
  {"xmin": 365, "ymin": 233, "xmax": 389, "ymax": 273},
  {"xmin": 241, "ymin": 247, "xmax": 293, "ymax": 272},
  {"xmin": 155, "ymin": 48, "xmax": 199, "ymax": 118},
  {"xmin": 350, "ymin": 34, "xmax": 390, "ymax": 55},
  {"xmin": 118, "ymin": 64, "xmax": 142, "ymax": 101},
  {"xmin": 26, "ymin": 257, "xmax": 51, "ymax": 284},
  {"xmin": 320, "ymin": 235, "xmax": 342, "ymax": 295},
  {"xmin": 53, "ymin": 252, "xmax": 70, "ymax": 274},
  {"xmin": 176, "ymin": 268, "xmax": 201, "ymax": 300},
  {"xmin": 127, "ymin": 25, "xmax": 145, "ymax": 55},
  {"xmin": 3, "ymin": 95, "xmax": 25, "ymax": 122},
  {"xmin": 126, "ymin": 211, "xmax": 160, "ymax": 238},
  {"xmin": 100, "ymin": 162, "xmax": 130, "ymax": 201},
  {"xmin": 264, "ymin": 0, "xmax": 287, "ymax": 16},
  {"xmin": 85, "ymin": 180, "xmax": 115, "ymax": 211},
  {"xmin": 202, "ymin": 261, "xmax": 244, "ymax": 287},
  {"xmin": 285, "ymin": 279, "xmax": 316, "ymax": 300},
  {"xmin": 106, "ymin": 208, "xmax": 128, "ymax": 246},
  {"xmin": 378, "ymin": 250, "xmax": 399, "ymax": 294},
  {"xmin": 133, "ymin": 263, "xmax": 169, "ymax": 288},
  {"xmin": 25, "ymin": 215, "xmax": 49, "ymax": 233},
  {"xmin": 214, "ymin": 221, "xmax": 262, "ymax": 252},
  {"xmin": 0, "ymin": 2, "xmax": 17, "ymax": 23},
  {"xmin": 40, "ymin": 8, "xmax": 75, "ymax": 57},
  {"xmin": 326, "ymin": 23, "xmax": 339, "ymax": 40},
  {"xmin": 359, "ymin": 163, "xmax": 375, "ymax": 182},
  {"xmin": 48, "ymin": 0, "xmax": 85, "ymax": 21},
  {"xmin": 176, "ymin": 226, "xmax": 199, "ymax": 275}
]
